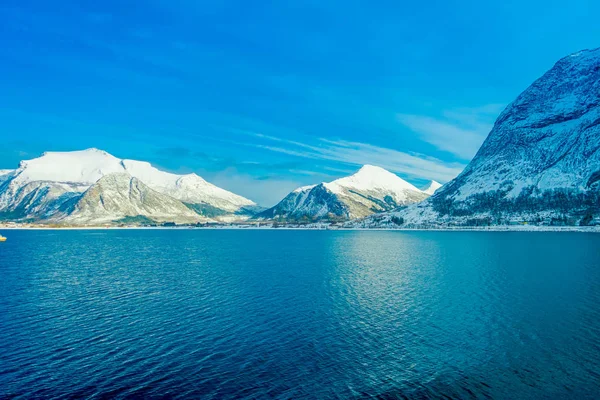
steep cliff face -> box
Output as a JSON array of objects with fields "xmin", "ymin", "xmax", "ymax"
[
  {"xmin": 362, "ymin": 48, "xmax": 600, "ymax": 227},
  {"xmin": 446, "ymin": 48, "xmax": 600, "ymax": 201}
]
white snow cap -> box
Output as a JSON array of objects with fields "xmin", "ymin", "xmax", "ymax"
[
  {"xmin": 420, "ymin": 180, "xmax": 443, "ymax": 195},
  {"xmin": 326, "ymin": 164, "xmax": 421, "ymax": 194},
  {"xmin": 17, "ymin": 148, "xmax": 124, "ymax": 185},
  {"xmin": 11, "ymin": 148, "xmax": 255, "ymax": 210},
  {"xmin": 268, "ymin": 164, "xmax": 429, "ymax": 220},
  {"xmin": 293, "ymin": 185, "xmax": 316, "ymax": 193}
]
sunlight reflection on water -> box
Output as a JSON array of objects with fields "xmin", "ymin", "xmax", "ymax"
[{"xmin": 1, "ymin": 230, "xmax": 599, "ymax": 398}]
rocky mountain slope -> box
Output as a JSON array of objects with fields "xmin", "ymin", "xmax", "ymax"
[
  {"xmin": 119, "ymin": 159, "xmax": 255, "ymax": 214},
  {"xmin": 358, "ymin": 48, "xmax": 600, "ymax": 228},
  {"xmin": 0, "ymin": 170, "xmax": 15, "ymax": 184},
  {"xmin": 257, "ymin": 165, "xmax": 430, "ymax": 221},
  {"xmin": 0, "ymin": 149, "xmax": 256, "ymax": 224},
  {"xmin": 61, "ymin": 173, "xmax": 205, "ymax": 224}
]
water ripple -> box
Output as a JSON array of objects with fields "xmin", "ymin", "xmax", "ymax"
[{"xmin": 1, "ymin": 230, "xmax": 599, "ymax": 398}]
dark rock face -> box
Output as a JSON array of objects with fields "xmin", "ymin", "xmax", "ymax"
[
  {"xmin": 433, "ymin": 49, "xmax": 599, "ymax": 223},
  {"xmin": 365, "ymin": 48, "xmax": 600, "ymax": 227},
  {"xmin": 446, "ymin": 48, "xmax": 600, "ymax": 201},
  {"xmin": 257, "ymin": 165, "xmax": 430, "ymax": 222},
  {"xmin": 257, "ymin": 184, "xmax": 349, "ymax": 222}
]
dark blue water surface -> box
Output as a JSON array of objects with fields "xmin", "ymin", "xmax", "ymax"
[{"xmin": 1, "ymin": 230, "xmax": 600, "ymax": 399}]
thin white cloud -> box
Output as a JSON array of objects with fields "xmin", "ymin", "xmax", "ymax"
[
  {"xmin": 397, "ymin": 104, "xmax": 505, "ymax": 160},
  {"xmin": 314, "ymin": 139, "xmax": 465, "ymax": 183},
  {"xmin": 241, "ymin": 134, "xmax": 465, "ymax": 183}
]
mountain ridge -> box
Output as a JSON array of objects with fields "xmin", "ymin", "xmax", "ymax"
[
  {"xmin": 257, "ymin": 165, "xmax": 431, "ymax": 221},
  {"xmin": 2, "ymin": 49, "xmax": 597, "ymax": 227},
  {"xmin": 61, "ymin": 173, "xmax": 206, "ymax": 224},
  {"xmin": 0, "ymin": 149, "xmax": 256, "ymax": 224},
  {"xmin": 356, "ymin": 47, "xmax": 600, "ymax": 228},
  {"xmin": 420, "ymin": 180, "xmax": 442, "ymax": 196}
]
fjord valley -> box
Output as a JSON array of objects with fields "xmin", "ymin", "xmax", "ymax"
[
  {"xmin": 2, "ymin": 0, "xmax": 600, "ymax": 398},
  {"xmin": 0, "ymin": 152, "xmax": 440, "ymax": 227},
  {"xmin": 2, "ymin": 49, "xmax": 599, "ymax": 229}
]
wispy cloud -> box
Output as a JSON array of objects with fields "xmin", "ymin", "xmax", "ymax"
[
  {"xmin": 397, "ymin": 104, "xmax": 505, "ymax": 160},
  {"xmin": 238, "ymin": 133, "xmax": 465, "ymax": 183}
]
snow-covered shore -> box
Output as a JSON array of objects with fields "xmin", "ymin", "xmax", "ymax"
[{"xmin": 1, "ymin": 223, "xmax": 599, "ymax": 233}]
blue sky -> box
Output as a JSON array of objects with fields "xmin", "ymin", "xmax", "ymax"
[{"xmin": 1, "ymin": 0, "xmax": 598, "ymax": 205}]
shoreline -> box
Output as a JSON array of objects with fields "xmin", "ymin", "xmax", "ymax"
[{"xmin": 1, "ymin": 225, "xmax": 599, "ymax": 233}]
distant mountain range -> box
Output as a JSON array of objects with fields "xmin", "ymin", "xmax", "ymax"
[
  {"xmin": 256, "ymin": 165, "xmax": 437, "ymax": 222},
  {"xmin": 0, "ymin": 149, "xmax": 258, "ymax": 225},
  {"xmin": 0, "ymin": 150, "xmax": 439, "ymax": 225},
  {"xmin": 2, "ymin": 48, "xmax": 597, "ymax": 228},
  {"xmin": 420, "ymin": 180, "xmax": 442, "ymax": 196},
  {"xmin": 357, "ymin": 48, "xmax": 600, "ymax": 228}
]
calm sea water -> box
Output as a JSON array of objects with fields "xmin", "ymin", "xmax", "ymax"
[{"xmin": 1, "ymin": 230, "xmax": 599, "ymax": 399}]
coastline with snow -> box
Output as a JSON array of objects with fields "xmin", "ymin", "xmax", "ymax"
[{"xmin": 2, "ymin": 222, "xmax": 599, "ymax": 233}]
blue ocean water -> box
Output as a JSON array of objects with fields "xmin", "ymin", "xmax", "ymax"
[{"xmin": 0, "ymin": 230, "xmax": 599, "ymax": 399}]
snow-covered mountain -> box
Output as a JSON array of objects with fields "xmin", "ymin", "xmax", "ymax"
[
  {"xmin": 0, "ymin": 170, "xmax": 15, "ymax": 182},
  {"xmin": 420, "ymin": 180, "xmax": 442, "ymax": 195},
  {"xmin": 0, "ymin": 149, "xmax": 256, "ymax": 224},
  {"xmin": 119, "ymin": 159, "xmax": 254, "ymax": 212},
  {"xmin": 62, "ymin": 173, "xmax": 205, "ymax": 224},
  {"xmin": 358, "ymin": 48, "xmax": 600, "ymax": 228},
  {"xmin": 257, "ymin": 165, "xmax": 430, "ymax": 221}
]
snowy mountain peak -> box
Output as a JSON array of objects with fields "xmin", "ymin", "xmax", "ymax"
[
  {"xmin": 83, "ymin": 148, "xmax": 110, "ymax": 155},
  {"xmin": 175, "ymin": 173, "xmax": 209, "ymax": 186},
  {"xmin": 421, "ymin": 180, "xmax": 443, "ymax": 195},
  {"xmin": 0, "ymin": 149, "xmax": 257, "ymax": 223},
  {"xmin": 257, "ymin": 165, "xmax": 430, "ymax": 221},
  {"xmin": 327, "ymin": 164, "xmax": 420, "ymax": 194},
  {"xmin": 21, "ymin": 151, "xmax": 255, "ymax": 209},
  {"xmin": 40, "ymin": 148, "xmax": 111, "ymax": 159},
  {"xmin": 293, "ymin": 185, "xmax": 316, "ymax": 193},
  {"xmin": 17, "ymin": 149, "xmax": 124, "ymax": 185},
  {"xmin": 360, "ymin": 47, "xmax": 600, "ymax": 228},
  {"xmin": 356, "ymin": 164, "xmax": 387, "ymax": 174},
  {"xmin": 451, "ymin": 46, "xmax": 600, "ymax": 200}
]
